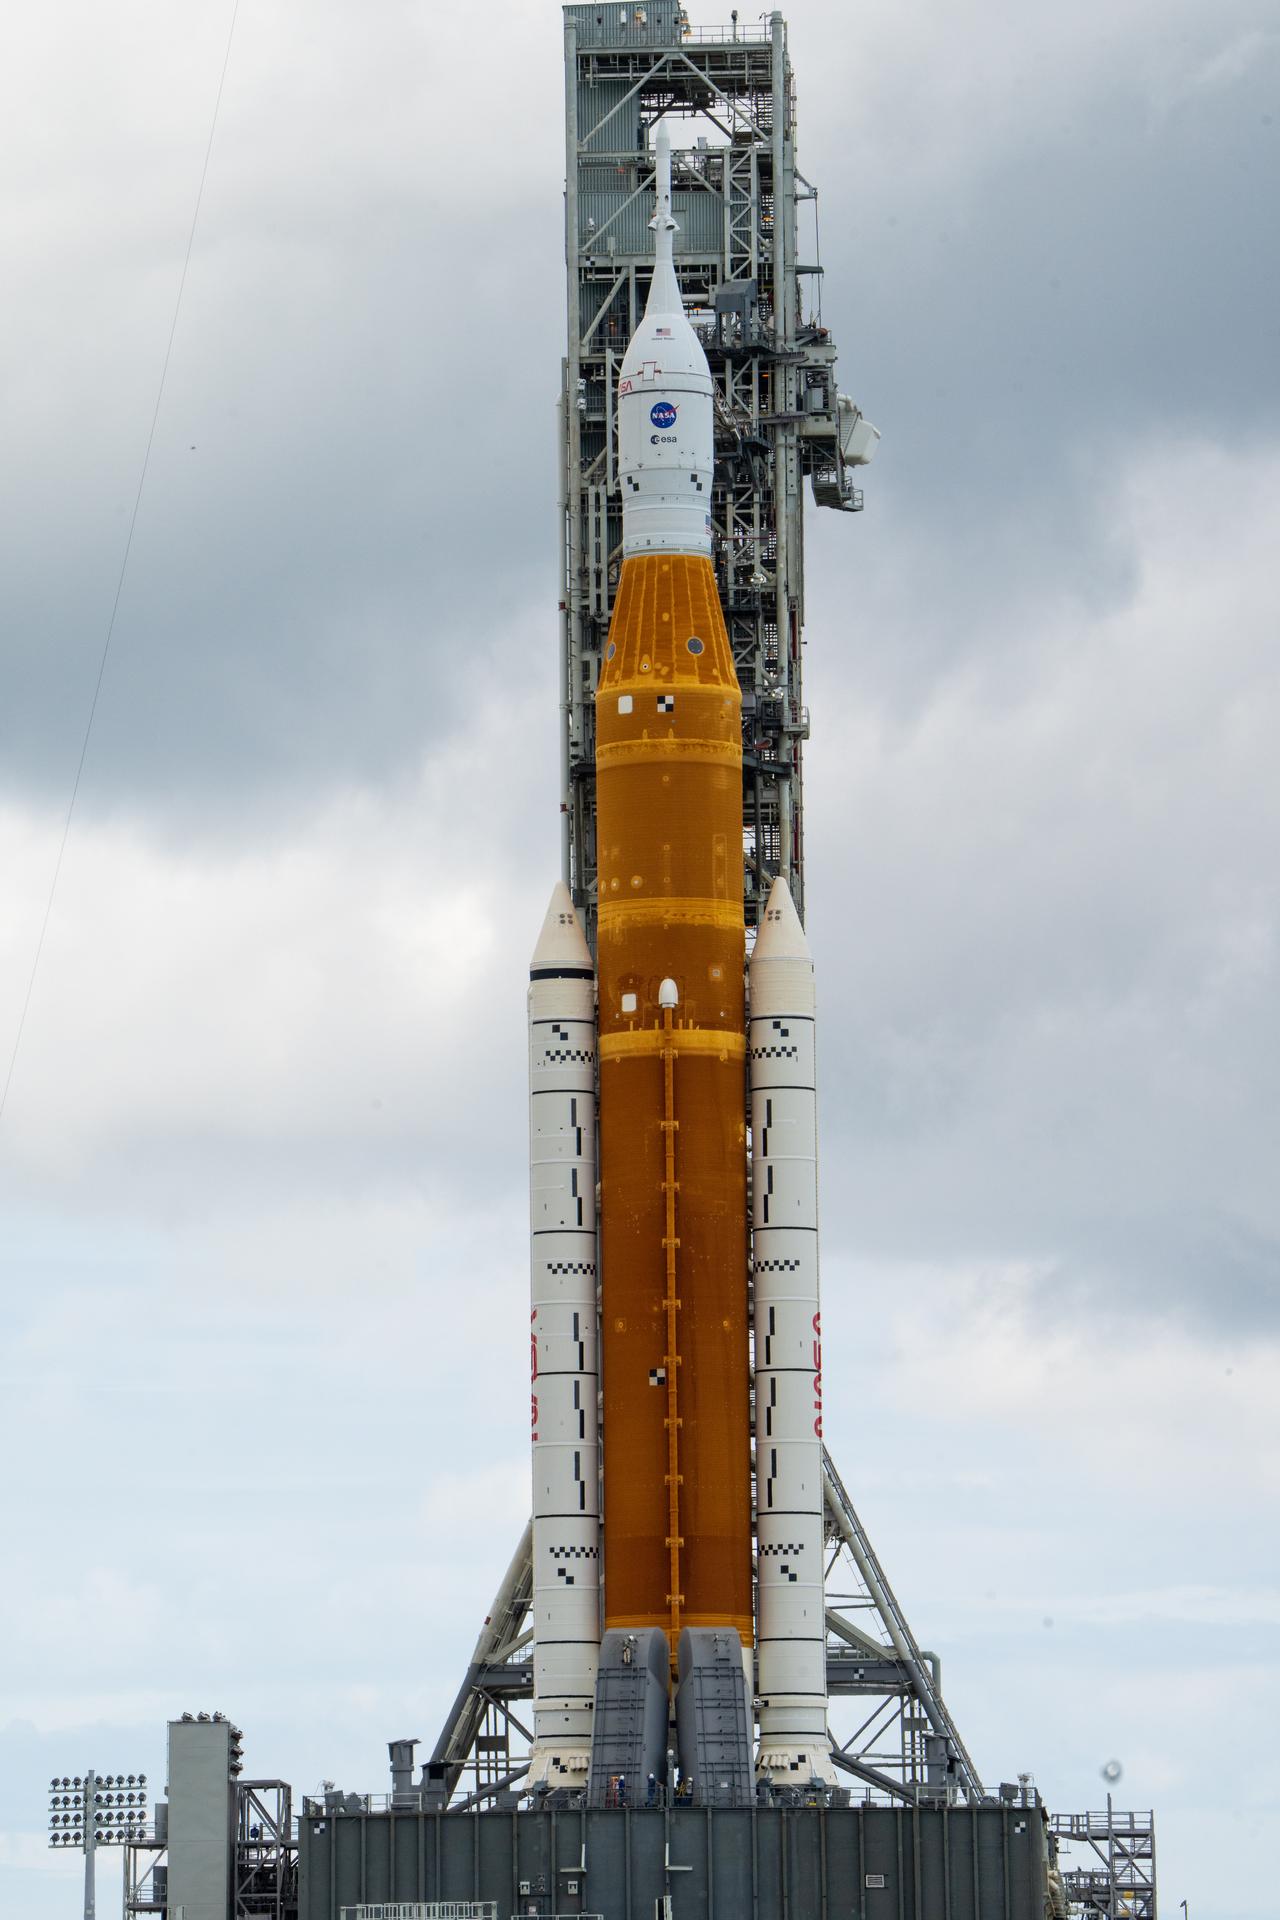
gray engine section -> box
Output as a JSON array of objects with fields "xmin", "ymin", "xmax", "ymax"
[
  {"xmin": 675, "ymin": 1627, "xmax": 754, "ymax": 1806},
  {"xmin": 587, "ymin": 1627, "xmax": 670, "ymax": 1805}
]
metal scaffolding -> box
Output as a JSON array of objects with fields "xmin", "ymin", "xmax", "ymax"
[
  {"xmin": 122, "ymin": 1767, "xmax": 298, "ymax": 1920},
  {"xmin": 1048, "ymin": 1804, "xmax": 1158, "ymax": 1919},
  {"xmin": 559, "ymin": 1, "xmax": 875, "ymax": 946}
]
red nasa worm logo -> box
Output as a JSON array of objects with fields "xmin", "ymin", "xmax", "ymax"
[
  {"xmin": 531, "ymin": 1310, "xmax": 539, "ymax": 1440},
  {"xmin": 812, "ymin": 1311, "xmax": 823, "ymax": 1437}
]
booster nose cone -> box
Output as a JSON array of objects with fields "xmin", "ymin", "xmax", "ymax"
[
  {"xmin": 752, "ymin": 875, "xmax": 811, "ymax": 963},
  {"xmin": 530, "ymin": 881, "xmax": 593, "ymax": 978}
]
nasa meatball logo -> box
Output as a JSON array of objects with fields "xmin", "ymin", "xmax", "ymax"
[{"xmin": 649, "ymin": 400, "xmax": 678, "ymax": 430}]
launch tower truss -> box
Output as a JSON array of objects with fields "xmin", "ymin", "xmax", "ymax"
[{"xmin": 559, "ymin": 2, "xmax": 876, "ymax": 945}]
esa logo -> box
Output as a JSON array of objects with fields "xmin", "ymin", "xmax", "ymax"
[{"xmin": 649, "ymin": 401, "xmax": 678, "ymax": 430}]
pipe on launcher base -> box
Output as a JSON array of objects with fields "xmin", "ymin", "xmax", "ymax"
[
  {"xmin": 527, "ymin": 883, "xmax": 601, "ymax": 1792},
  {"xmin": 750, "ymin": 876, "xmax": 837, "ymax": 1787}
]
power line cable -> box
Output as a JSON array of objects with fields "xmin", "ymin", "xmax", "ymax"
[{"xmin": 0, "ymin": 0, "xmax": 242, "ymax": 1130}]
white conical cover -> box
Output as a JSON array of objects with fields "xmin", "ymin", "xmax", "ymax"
[
  {"xmin": 616, "ymin": 123, "xmax": 714, "ymax": 556},
  {"xmin": 750, "ymin": 877, "xmax": 813, "ymax": 1019},
  {"xmin": 752, "ymin": 875, "xmax": 811, "ymax": 964},
  {"xmin": 530, "ymin": 882, "xmax": 592, "ymax": 973}
]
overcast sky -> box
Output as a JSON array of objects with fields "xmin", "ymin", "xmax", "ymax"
[{"xmin": 2, "ymin": 2, "xmax": 1277, "ymax": 1915}]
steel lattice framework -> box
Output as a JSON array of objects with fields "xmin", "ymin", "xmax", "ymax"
[{"xmin": 558, "ymin": 2, "xmax": 874, "ymax": 945}]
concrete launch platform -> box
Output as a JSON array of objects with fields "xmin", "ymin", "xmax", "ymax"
[{"xmin": 298, "ymin": 1803, "xmax": 1050, "ymax": 1920}]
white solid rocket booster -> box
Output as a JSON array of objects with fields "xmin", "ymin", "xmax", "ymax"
[
  {"xmin": 750, "ymin": 875, "xmax": 836, "ymax": 1783},
  {"xmin": 527, "ymin": 883, "xmax": 601, "ymax": 1790}
]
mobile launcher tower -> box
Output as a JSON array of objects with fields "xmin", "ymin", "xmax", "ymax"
[{"xmin": 293, "ymin": 7, "xmax": 1147, "ymax": 1919}]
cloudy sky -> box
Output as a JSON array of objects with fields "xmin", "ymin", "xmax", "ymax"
[{"xmin": 2, "ymin": 1, "xmax": 1277, "ymax": 1914}]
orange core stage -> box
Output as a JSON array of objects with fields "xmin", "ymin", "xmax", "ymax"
[{"xmin": 595, "ymin": 551, "xmax": 753, "ymax": 1651}]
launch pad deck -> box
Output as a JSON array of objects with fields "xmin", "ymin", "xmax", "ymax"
[{"xmin": 299, "ymin": 1804, "xmax": 1049, "ymax": 1920}]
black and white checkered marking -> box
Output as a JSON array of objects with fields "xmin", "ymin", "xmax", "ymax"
[
  {"xmin": 657, "ymin": 693, "xmax": 675, "ymax": 713},
  {"xmin": 552, "ymin": 1541, "xmax": 599, "ymax": 1586},
  {"xmin": 751, "ymin": 1019, "xmax": 799, "ymax": 1063},
  {"xmin": 544, "ymin": 1024, "xmax": 595, "ymax": 1066}
]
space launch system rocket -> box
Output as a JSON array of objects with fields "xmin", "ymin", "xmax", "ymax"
[{"xmin": 527, "ymin": 127, "xmax": 835, "ymax": 1799}]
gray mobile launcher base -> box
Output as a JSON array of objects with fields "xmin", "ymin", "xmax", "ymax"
[{"xmin": 299, "ymin": 1803, "xmax": 1049, "ymax": 1920}]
